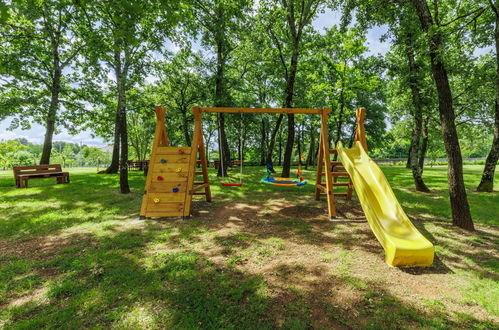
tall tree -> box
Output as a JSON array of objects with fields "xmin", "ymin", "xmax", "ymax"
[
  {"xmin": 410, "ymin": 0, "xmax": 474, "ymax": 230},
  {"xmin": 0, "ymin": 0, "xmax": 86, "ymax": 164},
  {"xmin": 477, "ymin": 1, "xmax": 499, "ymax": 192},
  {"xmin": 190, "ymin": 0, "xmax": 252, "ymax": 176},
  {"xmin": 260, "ymin": 0, "xmax": 323, "ymax": 177},
  {"xmin": 78, "ymin": 0, "xmax": 180, "ymax": 193}
]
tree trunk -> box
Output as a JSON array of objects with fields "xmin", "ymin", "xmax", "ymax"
[
  {"xmin": 297, "ymin": 121, "xmax": 302, "ymax": 165},
  {"xmin": 281, "ymin": 48, "xmax": 299, "ymax": 178},
  {"xmin": 411, "ymin": 0, "xmax": 474, "ymax": 230},
  {"xmin": 406, "ymin": 142, "xmax": 413, "ymax": 169},
  {"xmin": 477, "ymin": 4, "xmax": 499, "ymax": 192},
  {"xmin": 278, "ymin": 127, "xmax": 283, "ymax": 166},
  {"xmin": 40, "ymin": 66, "xmax": 61, "ymax": 164},
  {"xmin": 103, "ymin": 110, "xmax": 120, "ymax": 174},
  {"xmin": 306, "ymin": 124, "xmax": 315, "ymax": 168},
  {"xmin": 406, "ymin": 33, "xmax": 430, "ymax": 192},
  {"xmin": 333, "ymin": 60, "xmax": 347, "ymax": 161},
  {"xmin": 181, "ymin": 107, "xmax": 191, "ymax": 146},
  {"xmin": 266, "ymin": 114, "xmax": 284, "ymax": 172},
  {"xmin": 116, "ymin": 53, "xmax": 130, "ymax": 194},
  {"xmin": 260, "ymin": 118, "xmax": 266, "ymax": 166},
  {"xmin": 419, "ymin": 115, "xmax": 429, "ymax": 171},
  {"xmin": 215, "ymin": 38, "xmax": 230, "ymax": 177}
]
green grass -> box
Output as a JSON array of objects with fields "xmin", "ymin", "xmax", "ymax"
[{"xmin": 0, "ymin": 165, "xmax": 498, "ymax": 328}]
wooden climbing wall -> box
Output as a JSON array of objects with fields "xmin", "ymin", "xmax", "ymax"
[
  {"xmin": 140, "ymin": 106, "xmax": 211, "ymax": 219},
  {"xmin": 142, "ymin": 147, "xmax": 192, "ymax": 217}
]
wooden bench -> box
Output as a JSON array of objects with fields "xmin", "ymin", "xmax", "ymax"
[{"xmin": 13, "ymin": 164, "xmax": 70, "ymax": 188}]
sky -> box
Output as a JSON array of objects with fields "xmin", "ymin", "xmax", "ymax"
[{"xmin": 0, "ymin": 9, "xmax": 420, "ymax": 147}]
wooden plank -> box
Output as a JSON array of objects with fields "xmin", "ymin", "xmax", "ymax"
[
  {"xmin": 145, "ymin": 211, "xmax": 183, "ymax": 218},
  {"xmin": 198, "ymin": 107, "xmax": 326, "ymax": 115},
  {"xmin": 329, "ymin": 149, "xmax": 338, "ymax": 154},
  {"xmin": 151, "ymin": 163, "xmax": 190, "ymax": 173},
  {"xmin": 156, "ymin": 146, "xmax": 191, "ymax": 155},
  {"xmin": 355, "ymin": 108, "xmax": 368, "ymax": 152},
  {"xmin": 153, "ymin": 155, "xmax": 190, "ymax": 164},
  {"xmin": 197, "ymin": 134, "xmax": 212, "ymax": 202},
  {"xmin": 15, "ymin": 169, "xmax": 64, "ymax": 175},
  {"xmin": 183, "ymin": 108, "xmax": 202, "ymax": 218},
  {"xmin": 321, "ymin": 108, "xmax": 336, "ymax": 218},
  {"xmin": 315, "ymin": 132, "xmax": 324, "ymax": 201},
  {"xmin": 145, "ymin": 201, "xmax": 184, "ymax": 215},
  {"xmin": 151, "ymin": 173, "xmax": 188, "ymax": 182},
  {"xmin": 333, "ymin": 183, "xmax": 350, "ymax": 187},
  {"xmin": 17, "ymin": 172, "xmax": 67, "ymax": 177},
  {"xmin": 147, "ymin": 193, "xmax": 185, "ymax": 203},
  {"xmin": 315, "ymin": 184, "xmax": 327, "ymax": 193},
  {"xmin": 321, "ymin": 172, "xmax": 349, "ymax": 177},
  {"xmin": 189, "ymin": 183, "xmax": 210, "ymax": 194},
  {"xmin": 13, "ymin": 164, "xmax": 62, "ymax": 170},
  {"xmin": 148, "ymin": 182, "xmax": 187, "ymax": 193},
  {"xmin": 141, "ymin": 106, "xmax": 168, "ymax": 218}
]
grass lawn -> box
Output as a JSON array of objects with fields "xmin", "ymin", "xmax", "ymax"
[{"xmin": 0, "ymin": 165, "xmax": 497, "ymax": 329}]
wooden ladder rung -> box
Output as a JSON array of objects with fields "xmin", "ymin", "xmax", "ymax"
[
  {"xmin": 190, "ymin": 183, "xmax": 210, "ymax": 194},
  {"xmin": 194, "ymin": 181, "xmax": 207, "ymax": 185},
  {"xmin": 192, "ymin": 192, "xmax": 207, "ymax": 195},
  {"xmin": 333, "ymin": 183, "xmax": 349, "ymax": 186},
  {"xmin": 315, "ymin": 183, "xmax": 327, "ymax": 192},
  {"xmin": 196, "ymin": 160, "xmax": 202, "ymax": 163},
  {"xmin": 332, "ymin": 172, "xmax": 349, "ymax": 176},
  {"xmin": 194, "ymin": 171, "xmax": 204, "ymax": 175},
  {"xmin": 321, "ymin": 172, "xmax": 349, "ymax": 176},
  {"xmin": 334, "ymin": 193, "xmax": 348, "ymax": 197},
  {"xmin": 329, "ymin": 149, "xmax": 338, "ymax": 154},
  {"xmin": 330, "ymin": 161, "xmax": 342, "ymax": 165}
]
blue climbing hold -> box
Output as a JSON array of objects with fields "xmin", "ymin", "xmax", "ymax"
[
  {"xmin": 160, "ymin": 158, "xmax": 167, "ymax": 163},
  {"xmin": 172, "ymin": 187, "xmax": 179, "ymax": 193}
]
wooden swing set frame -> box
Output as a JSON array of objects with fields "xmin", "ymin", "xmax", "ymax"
[{"xmin": 140, "ymin": 106, "xmax": 365, "ymax": 220}]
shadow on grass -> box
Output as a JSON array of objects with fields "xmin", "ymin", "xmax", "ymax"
[
  {"xmin": 0, "ymin": 172, "xmax": 146, "ymax": 239},
  {"xmin": 2, "ymin": 225, "xmax": 496, "ymax": 329}
]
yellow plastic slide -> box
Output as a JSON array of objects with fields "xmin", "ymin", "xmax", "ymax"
[{"xmin": 337, "ymin": 141, "xmax": 434, "ymax": 267}]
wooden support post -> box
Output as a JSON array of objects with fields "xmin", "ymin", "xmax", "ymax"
[
  {"xmin": 183, "ymin": 107, "xmax": 203, "ymax": 219},
  {"xmin": 315, "ymin": 132, "xmax": 324, "ymax": 201},
  {"xmin": 354, "ymin": 108, "xmax": 367, "ymax": 152},
  {"xmin": 195, "ymin": 107, "xmax": 212, "ymax": 202},
  {"xmin": 320, "ymin": 107, "xmax": 336, "ymax": 219}
]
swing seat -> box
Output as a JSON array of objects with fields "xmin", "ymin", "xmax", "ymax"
[
  {"xmin": 221, "ymin": 182, "xmax": 243, "ymax": 187},
  {"xmin": 261, "ymin": 177, "xmax": 307, "ymax": 187}
]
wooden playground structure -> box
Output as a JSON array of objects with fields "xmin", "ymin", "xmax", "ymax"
[{"xmin": 140, "ymin": 106, "xmax": 367, "ymax": 220}]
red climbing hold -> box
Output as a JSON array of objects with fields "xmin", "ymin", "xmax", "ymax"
[
  {"xmin": 177, "ymin": 149, "xmax": 185, "ymax": 154},
  {"xmin": 157, "ymin": 176, "xmax": 164, "ymax": 181}
]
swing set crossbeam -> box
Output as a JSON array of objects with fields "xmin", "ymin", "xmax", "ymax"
[{"xmin": 196, "ymin": 107, "xmax": 328, "ymax": 115}]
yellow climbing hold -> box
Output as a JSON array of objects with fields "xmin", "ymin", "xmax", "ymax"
[
  {"xmin": 153, "ymin": 198, "xmax": 160, "ymax": 203},
  {"xmin": 175, "ymin": 168, "xmax": 182, "ymax": 173}
]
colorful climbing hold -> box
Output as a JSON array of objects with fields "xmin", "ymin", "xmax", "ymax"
[
  {"xmin": 160, "ymin": 158, "xmax": 167, "ymax": 163},
  {"xmin": 172, "ymin": 187, "xmax": 179, "ymax": 193},
  {"xmin": 177, "ymin": 149, "xmax": 185, "ymax": 154},
  {"xmin": 153, "ymin": 198, "xmax": 160, "ymax": 203},
  {"xmin": 175, "ymin": 168, "xmax": 182, "ymax": 173},
  {"xmin": 157, "ymin": 176, "xmax": 164, "ymax": 181}
]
